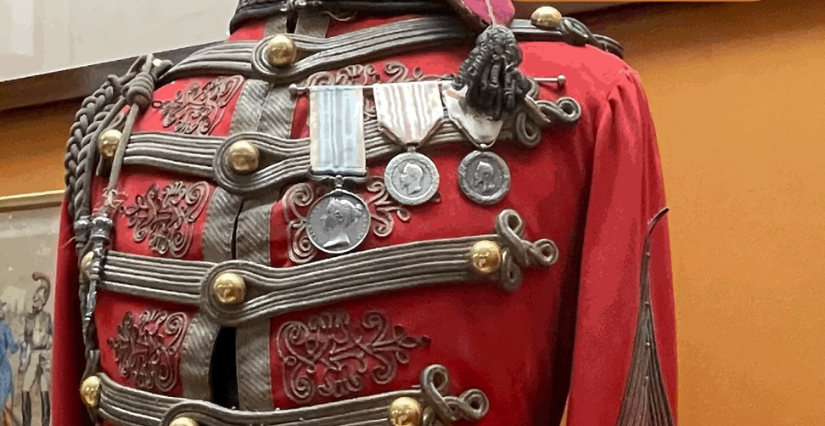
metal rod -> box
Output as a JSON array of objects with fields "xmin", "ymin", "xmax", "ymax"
[{"xmin": 289, "ymin": 74, "xmax": 566, "ymax": 96}]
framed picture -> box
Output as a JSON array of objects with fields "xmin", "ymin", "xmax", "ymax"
[{"xmin": 0, "ymin": 190, "xmax": 62, "ymax": 426}]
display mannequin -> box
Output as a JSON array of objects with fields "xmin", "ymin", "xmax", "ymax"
[{"xmin": 53, "ymin": 1, "xmax": 677, "ymax": 425}]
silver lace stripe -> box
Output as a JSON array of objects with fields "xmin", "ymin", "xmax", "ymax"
[
  {"xmin": 159, "ymin": 17, "xmax": 622, "ymax": 86},
  {"xmin": 96, "ymin": 364, "xmax": 488, "ymax": 426},
  {"xmin": 99, "ymin": 210, "xmax": 557, "ymax": 326},
  {"xmin": 124, "ymin": 120, "xmax": 509, "ymax": 195},
  {"xmin": 161, "ymin": 17, "xmax": 475, "ymax": 85}
]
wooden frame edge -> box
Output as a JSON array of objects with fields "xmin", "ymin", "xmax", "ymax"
[{"xmin": 0, "ymin": 190, "xmax": 64, "ymax": 213}]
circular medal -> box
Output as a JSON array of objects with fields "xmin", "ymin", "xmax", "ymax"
[
  {"xmin": 384, "ymin": 152, "xmax": 440, "ymax": 206},
  {"xmin": 458, "ymin": 151, "xmax": 511, "ymax": 205},
  {"xmin": 306, "ymin": 189, "xmax": 371, "ymax": 255}
]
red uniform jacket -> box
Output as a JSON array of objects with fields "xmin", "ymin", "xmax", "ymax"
[{"xmin": 53, "ymin": 11, "xmax": 676, "ymax": 426}]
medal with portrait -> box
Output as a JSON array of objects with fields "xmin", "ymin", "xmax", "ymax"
[
  {"xmin": 304, "ymin": 86, "xmax": 372, "ymax": 254},
  {"xmin": 373, "ymin": 82, "xmax": 444, "ymax": 206}
]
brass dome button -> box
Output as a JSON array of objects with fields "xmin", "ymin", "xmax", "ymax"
[
  {"xmin": 389, "ymin": 397, "xmax": 422, "ymax": 426},
  {"xmin": 470, "ymin": 240, "xmax": 502, "ymax": 275},
  {"xmin": 265, "ymin": 34, "xmax": 298, "ymax": 67},
  {"xmin": 80, "ymin": 251, "xmax": 94, "ymax": 282},
  {"xmin": 169, "ymin": 417, "xmax": 199, "ymax": 426},
  {"xmin": 79, "ymin": 376, "xmax": 101, "ymax": 408},
  {"xmin": 226, "ymin": 140, "xmax": 260, "ymax": 174},
  {"xmin": 212, "ymin": 272, "xmax": 246, "ymax": 305},
  {"xmin": 98, "ymin": 129, "xmax": 122, "ymax": 160},
  {"xmin": 531, "ymin": 6, "xmax": 563, "ymax": 30}
]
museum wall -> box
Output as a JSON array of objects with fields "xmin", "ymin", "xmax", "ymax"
[{"xmin": 0, "ymin": 1, "xmax": 822, "ymax": 425}]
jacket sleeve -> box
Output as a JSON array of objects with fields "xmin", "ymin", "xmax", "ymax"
[
  {"xmin": 566, "ymin": 68, "xmax": 678, "ymax": 426},
  {"xmin": 53, "ymin": 195, "xmax": 90, "ymax": 426}
]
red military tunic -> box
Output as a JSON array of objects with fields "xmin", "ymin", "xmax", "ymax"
[{"xmin": 53, "ymin": 5, "xmax": 676, "ymax": 426}]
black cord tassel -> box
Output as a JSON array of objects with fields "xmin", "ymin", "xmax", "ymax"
[{"xmin": 453, "ymin": 25, "xmax": 532, "ymax": 121}]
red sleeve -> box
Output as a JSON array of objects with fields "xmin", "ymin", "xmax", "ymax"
[
  {"xmin": 567, "ymin": 68, "xmax": 678, "ymax": 426},
  {"xmin": 53, "ymin": 196, "xmax": 89, "ymax": 426}
]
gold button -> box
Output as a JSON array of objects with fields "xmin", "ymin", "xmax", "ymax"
[
  {"xmin": 80, "ymin": 251, "xmax": 94, "ymax": 282},
  {"xmin": 97, "ymin": 129, "xmax": 122, "ymax": 160},
  {"xmin": 470, "ymin": 240, "xmax": 502, "ymax": 275},
  {"xmin": 79, "ymin": 376, "xmax": 101, "ymax": 408},
  {"xmin": 531, "ymin": 6, "xmax": 563, "ymax": 30},
  {"xmin": 389, "ymin": 397, "xmax": 422, "ymax": 426},
  {"xmin": 169, "ymin": 417, "xmax": 199, "ymax": 426},
  {"xmin": 265, "ymin": 34, "xmax": 298, "ymax": 67},
  {"xmin": 226, "ymin": 140, "xmax": 260, "ymax": 174},
  {"xmin": 213, "ymin": 272, "xmax": 246, "ymax": 305}
]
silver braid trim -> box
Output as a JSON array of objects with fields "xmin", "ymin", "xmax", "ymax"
[
  {"xmin": 94, "ymin": 364, "xmax": 486, "ymax": 426},
  {"xmin": 162, "ymin": 17, "xmax": 622, "ymax": 85},
  {"xmin": 96, "ymin": 210, "xmax": 556, "ymax": 325},
  {"xmin": 126, "ymin": 94, "xmax": 569, "ymax": 197}
]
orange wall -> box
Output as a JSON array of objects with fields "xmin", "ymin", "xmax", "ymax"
[
  {"xmin": 0, "ymin": 100, "xmax": 74, "ymax": 197},
  {"xmin": 584, "ymin": 1, "xmax": 825, "ymax": 425},
  {"xmin": 1, "ymin": 2, "xmax": 823, "ymax": 425}
]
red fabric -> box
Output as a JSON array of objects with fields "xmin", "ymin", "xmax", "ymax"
[
  {"xmin": 54, "ymin": 15, "xmax": 677, "ymax": 426},
  {"xmin": 53, "ymin": 196, "xmax": 88, "ymax": 425},
  {"xmin": 566, "ymin": 68, "xmax": 678, "ymax": 425}
]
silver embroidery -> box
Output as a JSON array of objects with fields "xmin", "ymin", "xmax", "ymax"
[
  {"xmin": 121, "ymin": 181, "xmax": 210, "ymax": 258},
  {"xmin": 107, "ymin": 310, "xmax": 189, "ymax": 393},
  {"xmin": 276, "ymin": 311, "xmax": 429, "ymax": 404},
  {"xmin": 365, "ymin": 177, "xmax": 412, "ymax": 237}
]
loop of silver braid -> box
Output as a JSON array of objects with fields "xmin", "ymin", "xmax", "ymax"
[{"xmin": 74, "ymin": 56, "xmax": 170, "ymax": 424}]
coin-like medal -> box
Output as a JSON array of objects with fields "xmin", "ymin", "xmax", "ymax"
[
  {"xmin": 306, "ymin": 189, "xmax": 371, "ymax": 255},
  {"xmin": 458, "ymin": 151, "xmax": 511, "ymax": 205},
  {"xmin": 384, "ymin": 152, "xmax": 440, "ymax": 206}
]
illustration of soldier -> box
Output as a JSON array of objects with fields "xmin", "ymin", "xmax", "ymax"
[
  {"xmin": 19, "ymin": 273, "xmax": 51, "ymax": 426},
  {"xmin": 0, "ymin": 300, "xmax": 19, "ymax": 426}
]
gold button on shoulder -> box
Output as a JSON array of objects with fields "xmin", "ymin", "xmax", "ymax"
[
  {"xmin": 80, "ymin": 376, "xmax": 101, "ymax": 408},
  {"xmin": 80, "ymin": 251, "xmax": 94, "ymax": 282},
  {"xmin": 226, "ymin": 140, "xmax": 260, "ymax": 174},
  {"xmin": 470, "ymin": 240, "xmax": 503, "ymax": 275},
  {"xmin": 98, "ymin": 129, "xmax": 122, "ymax": 160},
  {"xmin": 531, "ymin": 6, "xmax": 563, "ymax": 30},
  {"xmin": 169, "ymin": 417, "xmax": 199, "ymax": 426},
  {"xmin": 389, "ymin": 397, "xmax": 423, "ymax": 426},
  {"xmin": 265, "ymin": 34, "xmax": 298, "ymax": 67},
  {"xmin": 213, "ymin": 272, "xmax": 246, "ymax": 305}
]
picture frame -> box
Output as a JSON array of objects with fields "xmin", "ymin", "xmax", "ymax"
[{"xmin": 0, "ymin": 190, "xmax": 63, "ymax": 426}]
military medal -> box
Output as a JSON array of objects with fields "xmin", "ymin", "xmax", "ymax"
[
  {"xmin": 384, "ymin": 151, "xmax": 440, "ymax": 206},
  {"xmin": 442, "ymin": 83, "xmax": 512, "ymax": 205},
  {"xmin": 305, "ymin": 86, "xmax": 371, "ymax": 254},
  {"xmin": 373, "ymin": 81, "xmax": 443, "ymax": 205},
  {"xmin": 458, "ymin": 150, "xmax": 511, "ymax": 205},
  {"xmin": 306, "ymin": 188, "xmax": 371, "ymax": 255}
]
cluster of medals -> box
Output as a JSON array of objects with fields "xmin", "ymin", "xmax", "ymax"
[{"xmin": 303, "ymin": 80, "xmax": 512, "ymax": 255}]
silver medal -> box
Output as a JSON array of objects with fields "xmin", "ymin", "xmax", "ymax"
[
  {"xmin": 458, "ymin": 151, "xmax": 511, "ymax": 205},
  {"xmin": 384, "ymin": 152, "xmax": 440, "ymax": 205},
  {"xmin": 306, "ymin": 189, "xmax": 371, "ymax": 255}
]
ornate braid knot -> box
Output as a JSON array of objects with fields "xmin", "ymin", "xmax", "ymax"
[
  {"xmin": 420, "ymin": 365, "xmax": 489, "ymax": 425},
  {"xmin": 494, "ymin": 209, "xmax": 559, "ymax": 291}
]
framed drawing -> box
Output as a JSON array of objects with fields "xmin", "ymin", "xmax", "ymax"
[{"xmin": 0, "ymin": 190, "xmax": 62, "ymax": 426}]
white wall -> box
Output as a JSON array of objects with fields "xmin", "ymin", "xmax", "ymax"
[
  {"xmin": 0, "ymin": 0, "xmax": 235, "ymax": 80},
  {"xmin": 0, "ymin": 1, "xmax": 622, "ymax": 81}
]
